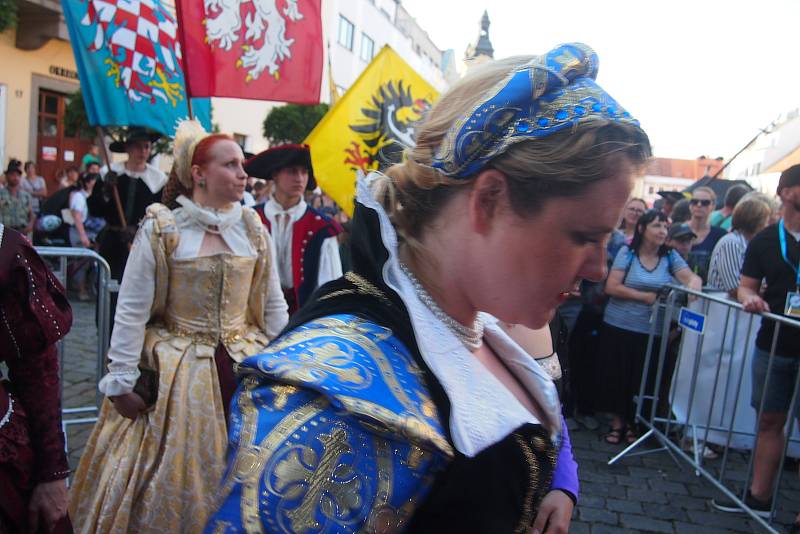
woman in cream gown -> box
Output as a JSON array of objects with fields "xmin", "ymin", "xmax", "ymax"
[{"xmin": 69, "ymin": 122, "xmax": 289, "ymax": 533}]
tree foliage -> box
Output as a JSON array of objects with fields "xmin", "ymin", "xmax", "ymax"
[
  {"xmin": 64, "ymin": 89, "xmax": 173, "ymax": 159},
  {"xmin": 0, "ymin": 0, "xmax": 18, "ymax": 33},
  {"xmin": 262, "ymin": 103, "xmax": 329, "ymax": 145}
]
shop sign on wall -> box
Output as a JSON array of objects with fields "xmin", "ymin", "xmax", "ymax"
[
  {"xmin": 42, "ymin": 146, "xmax": 57, "ymax": 161},
  {"xmin": 49, "ymin": 66, "xmax": 79, "ymax": 80}
]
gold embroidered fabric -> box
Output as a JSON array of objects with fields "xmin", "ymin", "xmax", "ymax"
[{"xmin": 69, "ymin": 206, "xmax": 273, "ymax": 534}]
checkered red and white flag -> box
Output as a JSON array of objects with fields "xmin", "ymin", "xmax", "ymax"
[{"xmin": 176, "ymin": 0, "xmax": 323, "ymax": 103}]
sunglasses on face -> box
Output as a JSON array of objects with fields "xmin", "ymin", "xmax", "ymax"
[
  {"xmin": 690, "ymin": 199, "xmax": 712, "ymax": 207},
  {"xmin": 627, "ymin": 206, "xmax": 645, "ymax": 214}
]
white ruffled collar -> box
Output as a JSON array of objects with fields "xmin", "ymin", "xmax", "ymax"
[
  {"xmin": 109, "ymin": 161, "xmax": 167, "ymax": 194},
  {"xmin": 356, "ymin": 172, "xmax": 561, "ymax": 456},
  {"xmin": 176, "ymin": 195, "xmax": 242, "ymax": 233}
]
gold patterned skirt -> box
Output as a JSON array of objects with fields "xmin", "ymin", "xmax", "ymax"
[{"xmin": 68, "ymin": 325, "xmax": 267, "ymax": 534}]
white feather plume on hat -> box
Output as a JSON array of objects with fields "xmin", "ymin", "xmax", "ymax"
[{"xmin": 173, "ymin": 120, "xmax": 211, "ymax": 189}]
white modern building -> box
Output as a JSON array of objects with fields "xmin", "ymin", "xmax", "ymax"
[
  {"xmin": 633, "ymin": 175, "xmax": 694, "ymax": 206},
  {"xmin": 725, "ymin": 108, "xmax": 800, "ymax": 195},
  {"xmin": 213, "ymin": 0, "xmax": 458, "ymax": 155}
]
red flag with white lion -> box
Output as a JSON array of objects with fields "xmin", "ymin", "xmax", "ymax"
[{"xmin": 176, "ymin": 0, "xmax": 322, "ymax": 103}]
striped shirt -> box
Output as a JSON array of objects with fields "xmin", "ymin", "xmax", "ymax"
[
  {"xmin": 604, "ymin": 246, "xmax": 688, "ymax": 334},
  {"xmin": 707, "ymin": 231, "xmax": 747, "ymax": 292}
]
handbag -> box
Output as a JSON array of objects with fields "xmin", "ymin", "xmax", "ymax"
[{"xmin": 133, "ymin": 365, "xmax": 159, "ymax": 410}]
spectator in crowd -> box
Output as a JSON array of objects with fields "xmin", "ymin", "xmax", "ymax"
[
  {"xmin": 563, "ymin": 221, "xmax": 629, "ymax": 432},
  {"xmin": 21, "ymin": 161, "xmax": 47, "ymax": 215},
  {"xmin": 0, "ymin": 160, "xmax": 35, "ymax": 234},
  {"xmin": 81, "ymin": 144, "xmax": 101, "ymax": 170},
  {"xmin": 67, "ymin": 172, "xmax": 105, "ymax": 301},
  {"xmin": 707, "ymin": 192, "xmax": 772, "ymax": 296},
  {"xmin": 59, "ymin": 165, "xmax": 80, "ymax": 190},
  {"xmin": 670, "ymin": 198, "xmax": 691, "ymax": 224},
  {"xmin": 85, "ymin": 161, "xmax": 101, "ymax": 175},
  {"xmin": 241, "ymin": 188, "xmax": 256, "ymax": 207},
  {"xmin": 687, "ymin": 186, "xmax": 727, "ymax": 282},
  {"xmin": 618, "ymin": 197, "xmax": 647, "ymax": 243},
  {"xmin": 657, "ymin": 190, "xmax": 684, "ymax": 218},
  {"xmin": 598, "ymin": 209, "xmax": 701, "ymax": 444},
  {"xmin": 710, "ymin": 184, "xmax": 750, "ymax": 230},
  {"xmin": 666, "ymin": 223, "xmax": 696, "ymax": 260},
  {"xmin": 252, "ymin": 179, "xmax": 270, "ymax": 204},
  {"xmin": 713, "ymin": 166, "xmax": 800, "ymax": 529}
]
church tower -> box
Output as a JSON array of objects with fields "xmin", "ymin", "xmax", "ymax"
[{"xmin": 464, "ymin": 10, "xmax": 494, "ymax": 69}]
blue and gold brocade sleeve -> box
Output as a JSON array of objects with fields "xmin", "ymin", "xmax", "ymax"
[{"xmin": 206, "ymin": 315, "xmax": 453, "ymax": 533}]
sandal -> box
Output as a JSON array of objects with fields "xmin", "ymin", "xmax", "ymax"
[
  {"xmin": 604, "ymin": 427, "xmax": 625, "ymax": 445},
  {"xmin": 625, "ymin": 426, "xmax": 638, "ymax": 444}
]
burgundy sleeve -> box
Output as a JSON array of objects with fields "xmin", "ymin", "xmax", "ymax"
[{"xmin": 1, "ymin": 232, "xmax": 72, "ymax": 481}]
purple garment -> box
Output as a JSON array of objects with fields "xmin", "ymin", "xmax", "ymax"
[{"xmin": 550, "ymin": 416, "xmax": 579, "ymax": 502}]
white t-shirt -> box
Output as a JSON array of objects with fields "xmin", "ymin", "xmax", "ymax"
[{"xmin": 69, "ymin": 190, "xmax": 89, "ymax": 223}]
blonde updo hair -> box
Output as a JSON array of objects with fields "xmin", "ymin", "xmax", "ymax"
[{"xmin": 372, "ymin": 55, "xmax": 652, "ymax": 256}]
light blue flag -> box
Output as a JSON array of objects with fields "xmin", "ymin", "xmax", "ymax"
[{"xmin": 61, "ymin": 0, "xmax": 211, "ymax": 137}]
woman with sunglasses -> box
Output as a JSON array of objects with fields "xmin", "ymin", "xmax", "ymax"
[
  {"xmin": 687, "ymin": 186, "xmax": 727, "ymax": 282},
  {"xmin": 598, "ymin": 210, "xmax": 701, "ymax": 444}
]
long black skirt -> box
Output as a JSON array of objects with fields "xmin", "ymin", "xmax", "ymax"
[{"xmin": 596, "ymin": 322, "xmax": 661, "ymax": 424}]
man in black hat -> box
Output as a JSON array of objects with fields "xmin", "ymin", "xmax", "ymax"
[
  {"xmin": 87, "ymin": 127, "xmax": 166, "ymax": 325},
  {"xmin": 0, "ymin": 159, "xmax": 34, "ymax": 234},
  {"xmin": 245, "ymin": 144, "xmax": 342, "ymax": 315},
  {"xmin": 657, "ymin": 190, "xmax": 685, "ymax": 218}
]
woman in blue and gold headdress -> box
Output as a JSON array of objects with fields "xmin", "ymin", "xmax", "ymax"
[{"xmin": 207, "ymin": 43, "xmax": 651, "ymax": 533}]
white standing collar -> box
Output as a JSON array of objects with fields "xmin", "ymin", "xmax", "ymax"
[{"xmin": 109, "ymin": 161, "xmax": 167, "ymax": 194}]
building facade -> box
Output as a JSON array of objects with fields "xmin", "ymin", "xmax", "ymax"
[
  {"xmin": 0, "ymin": 1, "xmax": 92, "ymax": 190},
  {"xmin": 724, "ymin": 108, "xmax": 800, "ymax": 194}
]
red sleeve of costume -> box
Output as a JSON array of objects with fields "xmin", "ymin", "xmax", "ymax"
[{"xmin": 0, "ymin": 229, "xmax": 72, "ymax": 481}]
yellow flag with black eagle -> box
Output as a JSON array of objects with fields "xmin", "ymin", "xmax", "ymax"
[{"xmin": 305, "ymin": 46, "xmax": 439, "ymax": 215}]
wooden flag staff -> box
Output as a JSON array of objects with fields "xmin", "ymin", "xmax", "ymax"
[{"xmin": 95, "ymin": 126, "xmax": 127, "ymax": 228}]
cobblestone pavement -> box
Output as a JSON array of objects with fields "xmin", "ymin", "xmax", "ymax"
[{"xmin": 61, "ymin": 300, "xmax": 800, "ymax": 533}]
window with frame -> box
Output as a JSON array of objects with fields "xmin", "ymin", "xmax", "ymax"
[
  {"xmin": 338, "ymin": 15, "xmax": 354, "ymax": 50},
  {"xmin": 233, "ymin": 133, "xmax": 247, "ymax": 150},
  {"xmin": 360, "ymin": 33, "xmax": 374, "ymax": 62}
]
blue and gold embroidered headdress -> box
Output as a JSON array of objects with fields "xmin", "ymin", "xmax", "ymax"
[{"xmin": 431, "ymin": 43, "xmax": 640, "ymax": 178}]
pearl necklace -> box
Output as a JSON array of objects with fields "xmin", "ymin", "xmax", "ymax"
[{"xmin": 400, "ymin": 262, "xmax": 484, "ymax": 351}]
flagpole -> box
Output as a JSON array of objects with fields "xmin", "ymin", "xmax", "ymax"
[
  {"xmin": 174, "ymin": 0, "xmax": 194, "ymax": 121},
  {"xmin": 96, "ymin": 126, "xmax": 128, "ymax": 228}
]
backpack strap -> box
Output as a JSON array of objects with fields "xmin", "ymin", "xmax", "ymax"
[
  {"xmin": 144, "ymin": 203, "xmax": 179, "ymax": 319},
  {"xmin": 621, "ymin": 247, "xmax": 636, "ymax": 285}
]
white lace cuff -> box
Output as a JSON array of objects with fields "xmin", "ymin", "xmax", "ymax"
[{"xmin": 98, "ymin": 367, "xmax": 139, "ymax": 396}]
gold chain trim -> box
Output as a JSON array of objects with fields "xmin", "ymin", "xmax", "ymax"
[
  {"xmin": 513, "ymin": 433, "xmax": 539, "ymax": 534},
  {"xmin": 319, "ymin": 271, "xmax": 390, "ymax": 303},
  {"xmin": 165, "ymin": 323, "xmax": 247, "ymax": 345}
]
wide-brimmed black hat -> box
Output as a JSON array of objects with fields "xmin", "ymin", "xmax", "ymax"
[
  {"xmin": 244, "ymin": 144, "xmax": 316, "ymax": 190},
  {"xmin": 657, "ymin": 190, "xmax": 687, "ymax": 204},
  {"xmin": 109, "ymin": 127, "xmax": 162, "ymax": 153}
]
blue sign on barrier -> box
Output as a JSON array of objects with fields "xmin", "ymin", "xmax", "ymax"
[{"xmin": 679, "ymin": 307, "xmax": 706, "ymax": 334}]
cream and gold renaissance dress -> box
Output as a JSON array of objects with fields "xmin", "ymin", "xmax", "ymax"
[{"xmin": 69, "ymin": 196, "xmax": 289, "ymax": 534}]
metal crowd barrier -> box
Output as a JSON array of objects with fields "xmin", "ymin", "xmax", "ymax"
[
  {"xmin": 36, "ymin": 247, "xmax": 113, "ymax": 451},
  {"xmin": 608, "ymin": 285, "xmax": 800, "ymax": 533}
]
